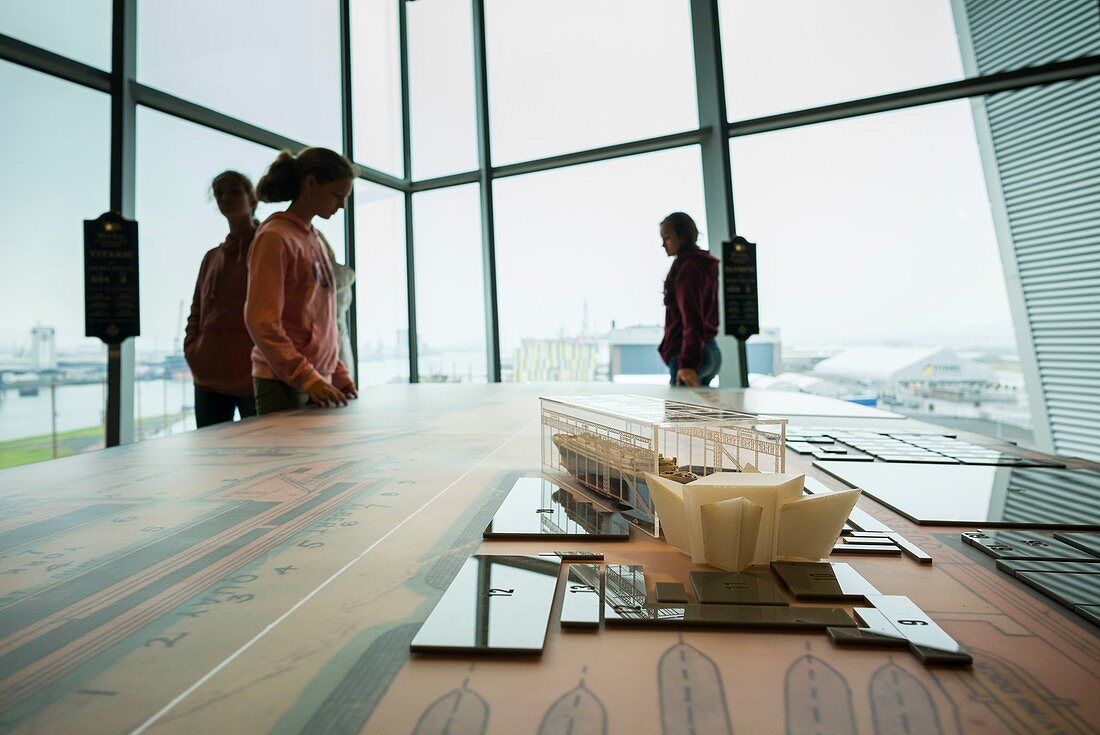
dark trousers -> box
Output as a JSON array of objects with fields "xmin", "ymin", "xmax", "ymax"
[
  {"xmin": 194, "ymin": 386, "xmax": 257, "ymax": 428},
  {"xmin": 668, "ymin": 339, "xmax": 722, "ymax": 387},
  {"xmin": 254, "ymin": 377, "xmax": 310, "ymax": 416}
]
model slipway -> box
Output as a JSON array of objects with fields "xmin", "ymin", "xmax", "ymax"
[{"xmin": 0, "ymin": 383, "xmax": 1096, "ymax": 735}]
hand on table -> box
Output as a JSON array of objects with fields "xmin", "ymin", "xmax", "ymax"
[
  {"xmin": 675, "ymin": 368, "xmax": 699, "ymax": 387},
  {"xmin": 307, "ymin": 379, "xmax": 349, "ymax": 407}
]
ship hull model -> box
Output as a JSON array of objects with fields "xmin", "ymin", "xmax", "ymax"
[
  {"xmin": 551, "ymin": 432, "xmax": 695, "ymax": 518},
  {"xmin": 541, "ymin": 395, "xmax": 787, "ymax": 536}
]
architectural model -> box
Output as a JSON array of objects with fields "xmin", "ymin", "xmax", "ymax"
[
  {"xmin": 646, "ymin": 471, "xmax": 861, "ymax": 572},
  {"xmin": 541, "ymin": 395, "xmax": 787, "ymax": 535}
]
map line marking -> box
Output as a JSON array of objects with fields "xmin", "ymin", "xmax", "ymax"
[{"xmin": 129, "ymin": 426, "xmax": 530, "ymax": 735}]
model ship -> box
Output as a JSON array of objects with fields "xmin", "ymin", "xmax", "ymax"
[{"xmin": 551, "ymin": 432, "xmax": 698, "ymax": 513}]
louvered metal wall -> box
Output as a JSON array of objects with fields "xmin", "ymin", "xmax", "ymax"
[{"xmin": 955, "ymin": 0, "xmax": 1100, "ymax": 461}]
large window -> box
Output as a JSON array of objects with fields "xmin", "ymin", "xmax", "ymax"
[
  {"xmin": 5, "ymin": 0, "xmax": 1094, "ymax": 465},
  {"xmin": 494, "ymin": 147, "xmax": 706, "ymax": 382},
  {"xmin": 412, "ymin": 184, "xmax": 486, "ymax": 382},
  {"xmin": 352, "ymin": 0, "xmax": 403, "ymax": 177},
  {"xmin": 0, "ymin": 1, "xmax": 111, "ymax": 70},
  {"xmin": 730, "ymin": 100, "xmax": 1031, "ymax": 441},
  {"xmin": 135, "ymin": 109, "xmax": 285, "ymax": 437},
  {"xmin": 719, "ymin": 0, "xmax": 964, "ymax": 120},
  {"xmin": 0, "ymin": 62, "xmax": 110, "ymax": 467},
  {"xmin": 719, "ymin": 0, "xmax": 1100, "ymax": 122},
  {"xmin": 485, "ymin": 0, "xmax": 698, "ymax": 165},
  {"xmin": 354, "ymin": 182, "xmax": 408, "ymax": 385},
  {"xmin": 406, "ymin": 0, "xmax": 478, "ymax": 179},
  {"xmin": 137, "ymin": 0, "xmax": 342, "ymax": 149}
]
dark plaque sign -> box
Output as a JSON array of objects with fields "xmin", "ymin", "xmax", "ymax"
[
  {"xmin": 84, "ymin": 212, "xmax": 140, "ymax": 343},
  {"xmin": 722, "ymin": 237, "xmax": 759, "ymax": 338}
]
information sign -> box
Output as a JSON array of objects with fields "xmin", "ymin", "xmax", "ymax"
[
  {"xmin": 84, "ymin": 212, "xmax": 140, "ymax": 343},
  {"xmin": 722, "ymin": 237, "xmax": 759, "ymax": 339}
]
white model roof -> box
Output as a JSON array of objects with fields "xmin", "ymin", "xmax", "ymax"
[
  {"xmin": 812, "ymin": 347, "xmax": 996, "ymax": 384},
  {"xmin": 750, "ymin": 372, "xmax": 873, "ymax": 400},
  {"xmin": 751, "ymin": 372, "xmax": 824, "ymax": 391}
]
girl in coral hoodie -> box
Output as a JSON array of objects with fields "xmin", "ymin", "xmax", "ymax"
[{"xmin": 246, "ymin": 148, "xmax": 358, "ymax": 414}]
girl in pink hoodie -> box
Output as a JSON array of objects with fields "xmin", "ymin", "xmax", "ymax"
[{"xmin": 246, "ymin": 148, "xmax": 358, "ymax": 414}]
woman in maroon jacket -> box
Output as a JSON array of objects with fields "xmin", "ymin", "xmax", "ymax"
[
  {"xmin": 183, "ymin": 170, "xmax": 260, "ymax": 427},
  {"xmin": 657, "ymin": 212, "xmax": 722, "ymax": 387}
]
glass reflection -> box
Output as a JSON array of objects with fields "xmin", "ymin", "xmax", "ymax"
[
  {"xmin": 411, "ymin": 555, "xmax": 562, "ymax": 654},
  {"xmin": 770, "ymin": 562, "xmax": 880, "ymax": 601},
  {"xmin": 600, "ymin": 565, "xmax": 857, "ymax": 629},
  {"xmin": 1017, "ymin": 570, "xmax": 1100, "ymax": 608},
  {"xmin": 962, "ymin": 529, "xmax": 1099, "ymax": 562},
  {"xmin": 484, "ymin": 478, "xmax": 629, "ymax": 539},
  {"xmin": 689, "ymin": 571, "xmax": 788, "ymax": 606},
  {"xmin": 560, "ymin": 563, "xmax": 602, "ymax": 628}
]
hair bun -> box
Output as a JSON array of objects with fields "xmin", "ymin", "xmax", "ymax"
[{"xmin": 256, "ymin": 147, "xmax": 355, "ymax": 204}]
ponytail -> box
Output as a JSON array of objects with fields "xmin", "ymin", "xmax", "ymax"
[
  {"xmin": 256, "ymin": 147, "xmax": 357, "ymax": 203},
  {"xmin": 256, "ymin": 151, "xmax": 299, "ymax": 203}
]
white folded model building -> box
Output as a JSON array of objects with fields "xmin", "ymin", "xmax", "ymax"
[{"xmin": 646, "ymin": 472, "xmax": 860, "ymax": 572}]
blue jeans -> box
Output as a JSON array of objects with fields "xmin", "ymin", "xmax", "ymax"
[{"xmin": 668, "ymin": 339, "xmax": 722, "ymax": 387}]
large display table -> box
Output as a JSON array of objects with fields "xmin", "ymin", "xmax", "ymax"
[{"xmin": 0, "ymin": 383, "xmax": 1096, "ymax": 734}]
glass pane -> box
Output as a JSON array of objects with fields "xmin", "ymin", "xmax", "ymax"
[
  {"xmin": 412, "ymin": 184, "xmax": 486, "ymax": 382},
  {"xmin": 354, "ymin": 182, "xmax": 408, "ymax": 385},
  {"xmin": 0, "ymin": 61, "xmax": 110, "ymax": 468},
  {"xmin": 138, "ymin": 0, "xmax": 342, "ymax": 148},
  {"xmin": 135, "ymin": 108, "xmax": 286, "ymax": 438},
  {"xmin": 729, "ymin": 100, "xmax": 1033, "ymax": 443},
  {"xmin": 351, "ymin": 0, "xmax": 403, "ymax": 177},
  {"xmin": 719, "ymin": 0, "xmax": 964, "ymax": 120},
  {"xmin": 494, "ymin": 147, "xmax": 706, "ymax": 383},
  {"xmin": 486, "ymin": 0, "xmax": 697, "ymax": 165},
  {"xmin": 0, "ymin": 0, "xmax": 111, "ymax": 70},
  {"xmin": 407, "ymin": 0, "xmax": 478, "ymax": 179},
  {"xmin": 721, "ymin": 0, "xmax": 1100, "ymax": 122}
]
